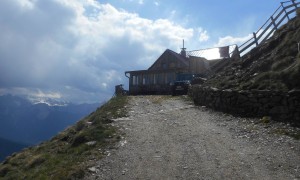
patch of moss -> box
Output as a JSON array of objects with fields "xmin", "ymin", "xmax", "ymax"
[
  {"xmin": 272, "ymin": 128, "xmax": 300, "ymax": 140},
  {"xmin": 271, "ymin": 57, "xmax": 295, "ymax": 71},
  {"xmin": 150, "ymin": 95, "xmax": 174, "ymax": 104},
  {"xmin": 25, "ymin": 154, "xmax": 46, "ymax": 169},
  {"xmin": 260, "ymin": 116, "xmax": 271, "ymax": 124}
]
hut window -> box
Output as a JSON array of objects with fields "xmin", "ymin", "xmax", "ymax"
[
  {"xmin": 157, "ymin": 74, "xmax": 163, "ymax": 84},
  {"xmin": 132, "ymin": 76, "xmax": 136, "ymax": 85},
  {"xmin": 143, "ymin": 77, "xmax": 146, "ymax": 85},
  {"xmin": 167, "ymin": 73, "xmax": 174, "ymax": 83},
  {"xmin": 170, "ymin": 62, "xmax": 175, "ymax": 68}
]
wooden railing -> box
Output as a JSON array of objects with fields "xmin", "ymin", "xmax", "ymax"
[{"xmin": 238, "ymin": 0, "xmax": 300, "ymax": 56}]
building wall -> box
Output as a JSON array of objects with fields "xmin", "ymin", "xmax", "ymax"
[
  {"xmin": 188, "ymin": 56, "xmax": 210, "ymax": 74},
  {"xmin": 129, "ymin": 71, "xmax": 178, "ymax": 95}
]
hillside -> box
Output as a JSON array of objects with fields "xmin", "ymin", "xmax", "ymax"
[
  {"xmin": 0, "ymin": 96, "xmax": 127, "ymax": 179},
  {"xmin": 0, "ymin": 138, "xmax": 28, "ymax": 162},
  {"xmin": 205, "ymin": 14, "xmax": 300, "ymax": 91},
  {"xmin": 0, "ymin": 95, "xmax": 100, "ymax": 145}
]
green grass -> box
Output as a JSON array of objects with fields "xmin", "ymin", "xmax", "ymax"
[
  {"xmin": 0, "ymin": 96, "xmax": 128, "ymax": 179},
  {"xmin": 150, "ymin": 95, "xmax": 173, "ymax": 104},
  {"xmin": 272, "ymin": 128, "xmax": 300, "ymax": 140},
  {"xmin": 271, "ymin": 56, "xmax": 295, "ymax": 71}
]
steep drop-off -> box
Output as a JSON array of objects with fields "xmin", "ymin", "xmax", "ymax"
[{"xmin": 0, "ymin": 96, "xmax": 127, "ymax": 179}]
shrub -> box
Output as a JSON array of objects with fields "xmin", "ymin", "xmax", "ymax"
[
  {"xmin": 26, "ymin": 155, "xmax": 45, "ymax": 169},
  {"xmin": 0, "ymin": 165, "xmax": 11, "ymax": 177},
  {"xmin": 71, "ymin": 133, "xmax": 88, "ymax": 147},
  {"xmin": 271, "ymin": 57, "xmax": 295, "ymax": 71}
]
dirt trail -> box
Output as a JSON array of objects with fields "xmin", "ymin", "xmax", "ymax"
[{"xmin": 86, "ymin": 96, "xmax": 300, "ymax": 180}]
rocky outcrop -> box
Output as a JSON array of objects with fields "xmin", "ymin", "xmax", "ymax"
[{"xmin": 190, "ymin": 85, "xmax": 300, "ymax": 126}]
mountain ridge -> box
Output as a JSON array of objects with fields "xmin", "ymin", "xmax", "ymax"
[
  {"xmin": 0, "ymin": 94, "xmax": 102, "ymax": 163},
  {"xmin": 0, "ymin": 94, "xmax": 101, "ymax": 145}
]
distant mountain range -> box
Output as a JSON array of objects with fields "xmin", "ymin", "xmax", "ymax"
[{"xmin": 0, "ymin": 94, "xmax": 102, "ymax": 161}]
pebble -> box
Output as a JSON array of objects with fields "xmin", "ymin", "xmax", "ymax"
[
  {"xmin": 88, "ymin": 167, "xmax": 97, "ymax": 173},
  {"xmin": 86, "ymin": 141, "xmax": 97, "ymax": 146}
]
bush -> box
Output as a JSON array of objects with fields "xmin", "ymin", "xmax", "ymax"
[
  {"xmin": 0, "ymin": 165, "xmax": 11, "ymax": 177},
  {"xmin": 71, "ymin": 133, "xmax": 88, "ymax": 147},
  {"xmin": 271, "ymin": 57, "xmax": 295, "ymax": 71},
  {"xmin": 26, "ymin": 155, "xmax": 45, "ymax": 169}
]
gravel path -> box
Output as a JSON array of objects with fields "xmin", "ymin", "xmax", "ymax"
[{"xmin": 86, "ymin": 96, "xmax": 300, "ymax": 180}]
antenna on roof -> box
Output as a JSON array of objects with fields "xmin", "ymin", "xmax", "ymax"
[
  {"xmin": 180, "ymin": 39, "xmax": 187, "ymax": 57},
  {"xmin": 180, "ymin": 39, "xmax": 186, "ymax": 57},
  {"xmin": 182, "ymin": 39, "xmax": 186, "ymax": 50}
]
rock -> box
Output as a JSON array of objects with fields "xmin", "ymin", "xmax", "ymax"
[
  {"xmin": 211, "ymin": 87, "xmax": 219, "ymax": 92},
  {"xmin": 86, "ymin": 121, "xmax": 92, "ymax": 126},
  {"xmin": 88, "ymin": 167, "xmax": 97, "ymax": 173},
  {"xmin": 86, "ymin": 141, "xmax": 97, "ymax": 146},
  {"xmin": 122, "ymin": 169, "xmax": 128, "ymax": 175},
  {"xmin": 288, "ymin": 89, "xmax": 300, "ymax": 96}
]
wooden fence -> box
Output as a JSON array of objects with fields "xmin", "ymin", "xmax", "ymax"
[{"xmin": 238, "ymin": 0, "xmax": 300, "ymax": 56}]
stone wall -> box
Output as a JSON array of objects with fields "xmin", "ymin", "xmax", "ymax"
[{"xmin": 190, "ymin": 85, "xmax": 300, "ymax": 126}]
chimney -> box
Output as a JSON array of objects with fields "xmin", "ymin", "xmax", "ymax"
[{"xmin": 180, "ymin": 39, "xmax": 187, "ymax": 57}]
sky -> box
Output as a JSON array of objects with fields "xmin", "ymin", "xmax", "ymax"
[{"xmin": 0, "ymin": 0, "xmax": 285, "ymax": 103}]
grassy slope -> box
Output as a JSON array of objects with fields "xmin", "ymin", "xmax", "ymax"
[
  {"xmin": 205, "ymin": 15, "xmax": 300, "ymax": 91},
  {"xmin": 0, "ymin": 96, "xmax": 128, "ymax": 179}
]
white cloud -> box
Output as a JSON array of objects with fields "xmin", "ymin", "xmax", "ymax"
[
  {"xmin": 121, "ymin": 0, "xmax": 144, "ymax": 5},
  {"xmin": 138, "ymin": 0, "xmax": 144, "ymax": 5},
  {"xmin": 34, "ymin": 90, "xmax": 62, "ymax": 99},
  {"xmin": 101, "ymin": 83, "xmax": 108, "ymax": 89},
  {"xmin": 0, "ymin": 0, "xmax": 194, "ymax": 103},
  {"xmin": 198, "ymin": 28, "xmax": 209, "ymax": 42},
  {"xmin": 18, "ymin": 0, "xmax": 35, "ymax": 10},
  {"xmin": 215, "ymin": 28, "xmax": 273, "ymax": 56},
  {"xmin": 0, "ymin": 87, "xmax": 61, "ymax": 100},
  {"xmin": 170, "ymin": 10, "xmax": 176, "ymax": 18},
  {"xmin": 215, "ymin": 34, "xmax": 253, "ymax": 47},
  {"xmin": 154, "ymin": 1, "xmax": 159, "ymax": 6}
]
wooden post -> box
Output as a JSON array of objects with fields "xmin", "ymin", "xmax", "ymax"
[
  {"xmin": 281, "ymin": 3, "xmax": 290, "ymax": 20},
  {"xmin": 271, "ymin": 16, "xmax": 278, "ymax": 30},
  {"xmin": 253, "ymin": 32, "xmax": 258, "ymax": 46},
  {"xmin": 292, "ymin": 0, "xmax": 298, "ymax": 8}
]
